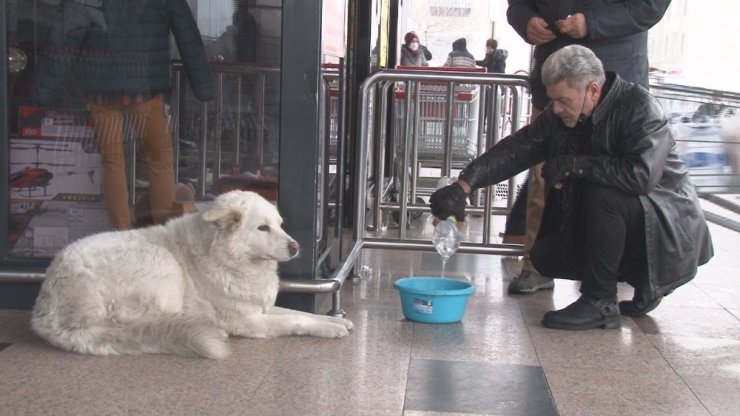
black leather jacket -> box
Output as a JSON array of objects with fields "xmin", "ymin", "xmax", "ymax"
[{"xmin": 461, "ymin": 73, "xmax": 713, "ymax": 297}]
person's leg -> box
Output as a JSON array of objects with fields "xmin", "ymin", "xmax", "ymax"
[
  {"xmin": 507, "ymin": 108, "xmax": 555, "ymax": 293},
  {"xmin": 579, "ymin": 185, "xmax": 646, "ymax": 301},
  {"xmin": 502, "ymin": 177, "xmax": 527, "ymax": 242},
  {"xmin": 541, "ymin": 184, "xmax": 646, "ymax": 330},
  {"xmin": 88, "ymin": 101, "xmax": 131, "ymax": 230},
  {"xmin": 131, "ymin": 95, "xmax": 176, "ymax": 225}
]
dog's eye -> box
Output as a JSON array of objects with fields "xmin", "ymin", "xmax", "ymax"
[{"xmin": 258, "ymin": 225, "xmax": 270, "ymax": 232}]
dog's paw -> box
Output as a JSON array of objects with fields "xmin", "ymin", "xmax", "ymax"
[
  {"xmin": 313, "ymin": 322, "xmax": 350, "ymax": 338},
  {"xmin": 194, "ymin": 325, "xmax": 231, "ymax": 359},
  {"xmin": 339, "ymin": 318, "xmax": 354, "ymax": 331}
]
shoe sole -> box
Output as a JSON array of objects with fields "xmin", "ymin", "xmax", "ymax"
[
  {"xmin": 508, "ymin": 281, "xmax": 555, "ymax": 294},
  {"xmin": 541, "ymin": 316, "xmax": 621, "ymax": 330}
]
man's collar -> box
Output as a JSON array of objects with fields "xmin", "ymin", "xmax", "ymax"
[{"xmin": 592, "ymin": 72, "xmax": 620, "ymax": 124}]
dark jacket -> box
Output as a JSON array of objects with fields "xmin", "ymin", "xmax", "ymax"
[
  {"xmin": 34, "ymin": 0, "xmax": 214, "ymax": 104},
  {"xmin": 420, "ymin": 44, "xmax": 433, "ymax": 61},
  {"xmin": 460, "ymin": 73, "xmax": 713, "ymax": 298},
  {"xmin": 476, "ymin": 49, "xmax": 508, "ymax": 73},
  {"xmin": 507, "ymin": 0, "xmax": 670, "ymax": 108}
]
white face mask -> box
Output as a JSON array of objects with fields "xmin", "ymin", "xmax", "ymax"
[{"xmin": 409, "ymin": 42, "xmax": 419, "ymax": 51}]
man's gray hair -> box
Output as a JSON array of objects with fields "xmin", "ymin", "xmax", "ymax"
[{"xmin": 541, "ymin": 45, "xmax": 606, "ymax": 91}]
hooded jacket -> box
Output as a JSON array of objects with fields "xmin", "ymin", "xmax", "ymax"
[
  {"xmin": 459, "ymin": 73, "xmax": 713, "ymax": 298},
  {"xmin": 444, "ymin": 38, "xmax": 476, "ymax": 68},
  {"xmin": 34, "ymin": 0, "xmax": 214, "ymax": 104}
]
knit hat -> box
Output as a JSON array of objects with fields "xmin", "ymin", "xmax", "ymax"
[{"xmin": 404, "ymin": 32, "xmax": 418, "ymax": 45}]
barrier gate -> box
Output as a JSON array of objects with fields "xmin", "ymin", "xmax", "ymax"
[{"xmin": 353, "ymin": 69, "xmax": 531, "ymax": 256}]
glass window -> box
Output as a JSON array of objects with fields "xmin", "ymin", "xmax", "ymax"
[{"xmin": 4, "ymin": 0, "xmax": 282, "ymax": 259}]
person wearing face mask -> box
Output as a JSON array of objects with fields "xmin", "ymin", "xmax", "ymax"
[
  {"xmin": 430, "ymin": 45, "xmax": 713, "ymax": 330},
  {"xmin": 400, "ymin": 32, "xmax": 429, "ymax": 66}
]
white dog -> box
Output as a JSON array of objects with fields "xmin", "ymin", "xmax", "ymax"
[{"xmin": 31, "ymin": 191, "xmax": 353, "ymax": 359}]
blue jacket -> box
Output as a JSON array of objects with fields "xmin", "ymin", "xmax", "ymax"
[{"xmin": 34, "ymin": 0, "xmax": 214, "ymax": 104}]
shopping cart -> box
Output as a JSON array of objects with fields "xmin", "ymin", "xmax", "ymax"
[{"xmin": 388, "ymin": 66, "xmax": 486, "ymax": 224}]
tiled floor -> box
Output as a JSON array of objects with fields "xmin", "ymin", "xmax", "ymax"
[{"xmin": 0, "ymin": 207, "xmax": 738, "ymax": 415}]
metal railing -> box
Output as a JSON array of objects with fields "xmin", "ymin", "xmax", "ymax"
[
  {"xmin": 650, "ymin": 82, "xmax": 740, "ymax": 193},
  {"xmin": 170, "ymin": 61, "xmax": 281, "ymax": 198},
  {"xmin": 355, "ymin": 69, "xmax": 531, "ymax": 254}
]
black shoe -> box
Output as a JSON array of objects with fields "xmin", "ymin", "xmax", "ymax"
[
  {"xmin": 619, "ymin": 296, "xmax": 663, "ymax": 317},
  {"xmin": 542, "ymin": 296, "xmax": 621, "ymax": 330},
  {"xmin": 619, "ymin": 281, "xmax": 666, "ymax": 317}
]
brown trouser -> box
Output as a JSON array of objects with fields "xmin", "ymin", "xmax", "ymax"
[
  {"xmin": 521, "ymin": 107, "xmax": 545, "ymax": 274},
  {"xmin": 88, "ymin": 95, "xmax": 175, "ymax": 230}
]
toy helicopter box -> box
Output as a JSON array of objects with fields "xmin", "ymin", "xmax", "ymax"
[
  {"xmin": 19, "ymin": 106, "xmax": 96, "ymax": 139},
  {"xmin": 8, "ymin": 195, "xmax": 111, "ymax": 258},
  {"xmin": 9, "ymin": 138, "xmax": 102, "ymax": 200}
]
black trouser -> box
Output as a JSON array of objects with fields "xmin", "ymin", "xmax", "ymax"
[{"xmin": 529, "ymin": 184, "xmax": 648, "ymax": 300}]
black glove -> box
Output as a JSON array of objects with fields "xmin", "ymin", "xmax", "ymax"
[
  {"xmin": 430, "ymin": 182, "xmax": 467, "ymax": 222},
  {"xmin": 542, "ymin": 154, "xmax": 591, "ymax": 188}
]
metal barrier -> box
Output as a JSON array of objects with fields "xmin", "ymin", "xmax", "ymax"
[
  {"xmin": 170, "ymin": 61, "xmax": 281, "ymax": 198},
  {"xmin": 650, "ymin": 83, "xmax": 740, "ymax": 193},
  {"xmin": 356, "ymin": 69, "xmax": 530, "ymax": 254}
]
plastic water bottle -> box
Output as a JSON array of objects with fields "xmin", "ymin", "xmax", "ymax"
[{"xmin": 432, "ymin": 216, "xmax": 461, "ymax": 277}]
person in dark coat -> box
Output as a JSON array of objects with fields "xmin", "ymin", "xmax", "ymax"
[
  {"xmin": 34, "ymin": 0, "xmax": 214, "ymax": 229},
  {"xmin": 430, "ymin": 45, "xmax": 713, "ymax": 330},
  {"xmin": 476, "ymin": 38, "xmax": 508, "ymax": 73},
  {"xmin": 502, "ymin": 0, "xmax": 672, "ymax": 295}
]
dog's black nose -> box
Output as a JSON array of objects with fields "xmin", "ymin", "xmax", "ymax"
[{"xmin": 288, "ymin": 241, "xmax": 300, "ymax": 257}]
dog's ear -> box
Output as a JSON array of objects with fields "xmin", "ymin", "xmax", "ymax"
[{"xmin": 201, "ymin": 204, "xmax": 243, "ymax": 229}]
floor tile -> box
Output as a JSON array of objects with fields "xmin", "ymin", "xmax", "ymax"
[
  {"xmin": 680, "ymin": 374, "xmax": 740, "ymax": 416},
  {"xmin": 632, "ymin": 306, "xmax": 740, "ymax": 339},
  {"xmin": 529, "ymin": 321, "xmax": 675, "ymax": 375},
  {"xmin": 404, "ymin": 359, "xmax": 557, "ymax": 415},
  {"xmin": 646, "ymin": 334, "xmax": 740, "ymax": 379},
  {"xmin": 545, "ymin": 366, "xmax": 710, "ymax": 416}
]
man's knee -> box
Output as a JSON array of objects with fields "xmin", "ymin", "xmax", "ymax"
[{"xmin": 582, "ymin": 185, "xmax": 643, "ymax": 223}]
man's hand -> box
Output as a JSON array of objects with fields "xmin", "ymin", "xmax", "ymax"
[
  {"xmin": 430, "ymin": 182, "xmax": 467, "ymax": 222},
  {"xmin": 526, "ymin": 17, "xmax": 557, "ymax": 45},
  {"xmin": 542, "ymin": 155, "xmax": 591, "ymax": 188},
  {"xmin": 556, "ymin": 13, "xmax": 588, "ymax": 39}
]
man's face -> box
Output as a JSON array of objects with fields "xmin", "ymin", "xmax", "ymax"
[{"xmin": 546, "ymin": 80, "xmax": 591, "ymax": 128}]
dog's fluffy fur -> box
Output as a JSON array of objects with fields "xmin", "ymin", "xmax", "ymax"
[{"xmin": 31, "ymin": 191, "xmax": 353, "ymax": 359}]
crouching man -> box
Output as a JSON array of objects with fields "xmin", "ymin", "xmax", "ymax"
[{"xmin": 430, "ymin": 45, "xmax": 713, "ymax": 330}]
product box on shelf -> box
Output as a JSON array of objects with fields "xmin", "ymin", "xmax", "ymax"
[
  {"xmin": 9, "ymin": 194, "xmax": 112, "ymax": 258},
  {"xmin": 9, "ymin": 137, "xmax": 102, "ymax": 200},
  {"xmin": 19, "ymin": 106, "xmax": 96, "ymax": 139}
]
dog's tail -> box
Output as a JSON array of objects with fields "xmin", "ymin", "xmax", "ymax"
[{"xmin": 33, "ymin": 315, "xmax": 231, "ymax": 360}]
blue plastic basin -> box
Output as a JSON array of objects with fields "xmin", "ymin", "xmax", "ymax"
[{"xmin": 393, "ymin": 277, "xmax": 475, "ymax": 323}]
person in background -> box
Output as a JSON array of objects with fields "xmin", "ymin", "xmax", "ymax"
[
  {"xmin": 430, "ymin": 45, "xmax": 713, "ymax": 330},
  {"xmin": 502, "ymin": 0, "xmax": 671, "ymax": 295},
  {"xmin": 400, "ymin": 32, "xmax": 429, "ymax": 66},
  {"xmin": 34, "ymin": 0, "xmax": 215, "ymax": 230},
  {"xmin": 410, "ymin": 31, "xmax": 433, "ymax": 61},
  {"xmin": 444, "ymin": 38, "xmax": 476, "ymax": 68},
  {"xmin": 476, "ymin": 38, "xmax": 508, "ymax": 73}
]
